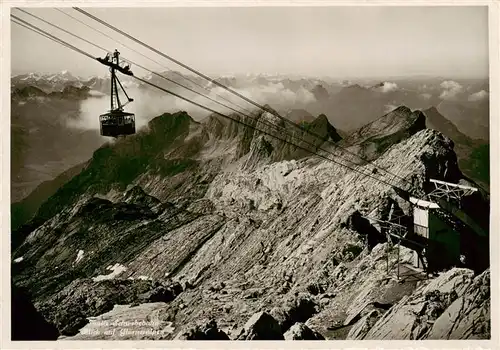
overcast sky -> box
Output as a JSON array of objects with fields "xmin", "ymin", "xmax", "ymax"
[{"xmin": 11, "ymin": 6, "xmax": 489, "ymax": 79}]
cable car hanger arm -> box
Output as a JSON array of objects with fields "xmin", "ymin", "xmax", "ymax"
[
  {"xmin": 96, "ymin": 56, "xmax": 134, "ymax": 76},
  {"xmin": 114, "ymin": 74, "xmax": 134, "ymax": 106}
]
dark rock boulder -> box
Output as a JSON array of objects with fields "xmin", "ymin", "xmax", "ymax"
[
  {"xmin": 360, "ymin": 268, "xmax": 488, "ymax": 339},
  {"xmin": 37, "ymin": 278, "xmax": 182, "ymax": 336},
  {"xmin": 306, "ymin": 282, "xmax": 325, "ymax": 296},
  {"xmin": 283, "ymin": 322, "xmax": 325, "ymax": 340},
  {"xmin": 237, "ymin": 311, "xmax": 284, "ymax": 340},
  {"xmin": 123, "ymin": 185, "xmax": 165, "ymax": 215},
  {"xmin": 138, "ymin": 284, "xmax": 178, "ymax": 303},
  {"xmin": 78, "ymin": 197, "xmax": 158, "ymax": 222},
  {"xmin": 270, "ymin": 293, "xmax": 318, "ymax": 333},
  {"xmin": 427, "ymin": 269, "xmax": 490, "ymax": 339},
  {"xmin": 11, "ymin": 285, "xmax": 60, "ymax": 340},
  {"xmin": 176, "ymin": 320, "xmax": 230, "ymax": 340}
]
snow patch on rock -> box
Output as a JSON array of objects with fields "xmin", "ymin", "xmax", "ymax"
[
  {"xmin": 93, "ymin": 263, "xmax": 128, "ymax": 281},
  {"xmin": 75, "ymin": 250, "xmax": 84, "ymax": 264}
]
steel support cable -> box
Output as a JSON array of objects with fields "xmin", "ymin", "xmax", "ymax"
[
  {"xmin": 53, "ymin": 8, "xmax": 256, "ymax": 117},
  {"xmin": 12, "ymin": 16, "xmax": 96, "ymax": 60},
  {"xmin": 16, "ymin": 9, "xmax": 111, "ymax": 53},
  {"xmin": 16, "ymin": 8, "xmax": 259, "ymax": 122},
  {"xmin": 14, "ymin": 10, "xmax": 261, "ymax": 120},
  {"xmin": 11, "ymin": 15, "xmax": 409, "ymax": 194},
  {"xmin": 135, "ymin": 76, "xmax": 408, "ymax": 191},
  {"xmin": 73, "ymin": 6, "xmax": 414, "ymax": 190},
  {"xmin": 12, "ymin": 19, "xmax": 60, "ymax": 47},
  {"xmin": 73, "ymin": 6, "xmax": 414, "ymax": 189},
  {"xmin": 13, "ymin": 11, "xmax": 410, "ymax": 189},
  {"xmin": 14, "ymin": 11, "xmax": 360, "ymax": 170}
]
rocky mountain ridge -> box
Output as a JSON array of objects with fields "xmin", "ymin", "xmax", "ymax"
[
  {"xmin": 423, "ymin": 106, "xmax": 489, "ymax": 190},
  {"xmin": 11, "ymin": 104, "xmax": 490, "ymax": 340}
]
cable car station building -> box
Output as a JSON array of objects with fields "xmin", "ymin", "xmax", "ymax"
[
  {"xmin": 361, "ymin": 178, "xmax": 489, "ymax": 278},
  {"xmin": 409, "ymin": 196, "xmax": 460, "ymax": 272},
  {"xmin": 407, "ymin": 179, "xmax": 489, "ymax": 274}
]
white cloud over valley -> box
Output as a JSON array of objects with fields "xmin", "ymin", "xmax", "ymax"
[
  {"xmin": 439, "ymin": 80, "xmax": 464, "ymax": 100},
  {"xmin": 468, "ymin": 90, "xmax": 488, "ymax": 102}
]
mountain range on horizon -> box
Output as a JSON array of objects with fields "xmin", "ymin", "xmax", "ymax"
[
  {"xmin": 10, "ymin": 71, "xmax": 490, "ymax": 206},
  {"xmin": 11, "ymin": 70, "xmax": 490, "ymax": 134},
  {"xmin": 11, "ymin": 70, "xmax": 490, "ymax": 94}
]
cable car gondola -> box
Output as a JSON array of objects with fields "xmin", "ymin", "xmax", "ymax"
[{"xmin": 98, "ymin": 49, "xmax": 136, "ymax": 138}]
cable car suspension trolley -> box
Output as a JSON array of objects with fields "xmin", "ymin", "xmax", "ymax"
[{"xmin": 97, "ymin": 49, "xmax": 136, "ymax": 137}]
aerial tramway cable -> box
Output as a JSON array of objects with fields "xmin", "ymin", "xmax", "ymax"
[
  {"xmin": 15, "ymin": 10, "xmax": 353, "ymax": 155},
  {"xmin": 11, "ymin": 15, "xmax": 412, "ymax": 194},
  {"xmin": 16, "ymin": 9, "xmax": 111, "ymax": 54},
  {"xmin": 15, "ymin": 9, "xmax": 259, "ymax": 119},
  {"xmin": 14, "ymin": 9, "xmax": 415, "ymax": 191},
  {"xmin": 53, "ymin": 8, "xmax": 256, "ymax": 117},
  {"xmin": 12, "ymin": 16, "xmax": 96, "ymax": 60},
  {"xmin": 72, "ymin": 7, "xmax": 416, "ymax": 189}
]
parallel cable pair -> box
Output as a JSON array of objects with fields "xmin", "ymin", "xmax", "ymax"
[
  {"xmin": 11, "ymin": 12, "xmax": 417, "ymax": 196},
  {"xmin": 72, "ymin": 7, "xmax": 415, "ymax": 189}
]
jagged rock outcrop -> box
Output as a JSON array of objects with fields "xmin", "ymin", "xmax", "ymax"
[
  {"xmin": 348, "ymin": 268, "xmax": 490, "ymax": 340},
  {"xmin": 37, "ymin": 278, "xmax": 183, "ymax": 336},
  {"xmin": 11, "ymin": 286, "xmax": 60, "ymax": 340},
  {"xmin": 341, "ymin": 106, "xmax": 428, "ymax": 163},
  {"xmin": 423, "ymin": 106, "xmax": 489, "ymax": 190},
  {"xmin": 236, "ymin": 312, "xmax": 284, "ymax": 340},
  {"xmin": 283, "ymin": 322, "xmax": 325, "ymax": 340},
  {"xmin": 342, "ymin": 106, "xmax": 425, "ymax": 159},
  {"xmin": 269, "ymin": 294, "xmax": 318, "ymax": 333},
  {"xmin": 176, "ymin": 320, "xmax": 230, "ymax": 340},
  {"xmin": 426, "ymin": 269, "xmax": 490, "ymax": 339}
]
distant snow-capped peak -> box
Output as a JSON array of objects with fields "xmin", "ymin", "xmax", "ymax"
[
  {"xmin": 14, "ymin": 70, "xmax": 79, "ymax": 82},
  {"xmin": 18, "ymin": 72, "xmax": 43, "ymax": 81}
]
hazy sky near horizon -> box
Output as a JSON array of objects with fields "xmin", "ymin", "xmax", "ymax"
[{"xmin": 11, "ymin": 6, "xmax": 488, "ymax": 79}]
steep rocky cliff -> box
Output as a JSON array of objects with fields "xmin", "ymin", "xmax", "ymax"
[
  {"xmin": 423, "ymin": 106, "xmax": 489, "ymax": 190},
  {"xmin": 11, "ymin": 105, "xmax": 489, "ymax": 340}
]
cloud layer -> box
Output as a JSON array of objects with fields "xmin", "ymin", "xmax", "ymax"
[
  {"xmin": 439, "ymin": 80, "xmax": 464, "ymax": 100},
  {"xmin": 468, "ymin": 90, "xmax": 488, "ymax": 102},
  {"xmin": 377, "ymin": 82, "xmax": 399, "ymax": 93},
  {"xmin": 68, "ymin": 82, "xmax": 317, "ymax": 133}
]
